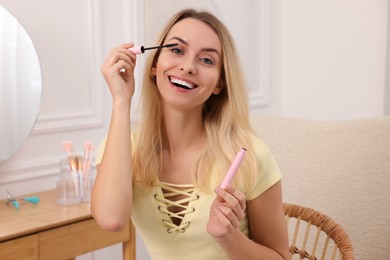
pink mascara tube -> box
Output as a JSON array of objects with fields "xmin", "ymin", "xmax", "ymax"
[
  {"xmin": 129, "ymin": 43, "xmax": 177, "ymax": 55},
  {"xmin": 220, "ymin": 148, "xmax": 247, "ymax": 189}
]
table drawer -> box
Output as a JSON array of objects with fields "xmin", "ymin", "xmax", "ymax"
[
  {"xmin": 39, "ymin": 218, "xmax": 130, "ymax": 260},
  {"xmin": 0, "ymin": 234, "xmax": 38, "ymax": 260}
]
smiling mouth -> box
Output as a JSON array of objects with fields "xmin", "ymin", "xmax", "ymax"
[{"xmin": 169, "ymin": 76, "xmax": 198, "ymax": 90}]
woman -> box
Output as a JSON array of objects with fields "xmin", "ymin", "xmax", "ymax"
[{"xmin": 91, "ymin": 8, "xmax": 290, "ymax": 260}]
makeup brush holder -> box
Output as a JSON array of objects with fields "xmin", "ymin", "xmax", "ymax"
[
  {"xmin": 56, "ymin": 173, "xmax": 81, "ymax": 205},
  {"xmin": 57, "ymin": 157, "xmax": 96, "ymax": 205}
]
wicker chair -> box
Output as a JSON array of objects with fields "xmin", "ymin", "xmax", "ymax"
[{"xmin": 284, "ymin": 203, "xmax": 354, "ymax": 260}]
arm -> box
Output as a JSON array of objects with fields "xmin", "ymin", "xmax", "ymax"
[
  {"xmin": 91, "ymin": 43, "xmax": 137, "ymax": 231},
  {"xmin": 208, "ymin": 181, "xmax": 290, "ymax": 259}
]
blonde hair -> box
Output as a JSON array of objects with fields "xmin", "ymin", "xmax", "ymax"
[{"xmin": 132, "ymin": 8, "xmax": 259, "ymax": 191}]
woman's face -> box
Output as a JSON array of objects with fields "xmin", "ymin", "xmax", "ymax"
[{"xmin": 152, "ymin": 18, "xmax": 223, "ymax": 112}]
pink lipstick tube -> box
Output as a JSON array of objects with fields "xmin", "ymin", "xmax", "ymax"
[{"xmin": 220, "ymin": 148, "xmax": 247, "ymax": 189}]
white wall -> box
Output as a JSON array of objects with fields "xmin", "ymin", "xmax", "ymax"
[
  {"xmin": 278, "ymin": 0, "xmax": 388, "ymax": 120},
  {"xmin": 0, "ymin": 0, "xmax": 387, "ymax": 259}
]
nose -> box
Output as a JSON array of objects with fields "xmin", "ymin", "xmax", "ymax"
[{"xmin": 180, "ymin": 58, "xmax": 196, "ymax": 74}]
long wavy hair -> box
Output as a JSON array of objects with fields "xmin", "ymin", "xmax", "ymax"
[{"xmin": 132, "ymin": 8, "xmax": 259, "ymax": 191}]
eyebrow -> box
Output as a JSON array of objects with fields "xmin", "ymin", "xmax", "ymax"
[{"xmin": 168, "ymin": 36, "xmax": 221, "ymax": 56}]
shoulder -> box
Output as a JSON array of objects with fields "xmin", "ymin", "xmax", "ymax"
[
  {"xmin": 95, "ymin": 132, "xmax": 139, "ymax": 165},
  {"xmin": 245, "ymin": 134, "xmax": 282, "ymax": 200},
  {"xmin": 248, "ymin": 134, "xmax": 274, "ymax": 163}
]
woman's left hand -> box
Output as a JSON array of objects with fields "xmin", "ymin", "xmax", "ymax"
[{"xmin": 206, "ymin": 185, "xmax": 247, "ymax": 238}]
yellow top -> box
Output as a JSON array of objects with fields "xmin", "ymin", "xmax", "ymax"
[{"xmin": 96, "ymin": 136, "xmax": 281, "ymax": 260}]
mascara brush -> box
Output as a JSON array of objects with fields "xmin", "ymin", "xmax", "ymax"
[{"xmin": 129, "ymin": 43, "xmax": 178, "ymax": 55}]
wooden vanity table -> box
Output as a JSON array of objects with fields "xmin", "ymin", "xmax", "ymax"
[{"xmin": 0, "ymin": 189, "xmax": 135, "ymax": 260}]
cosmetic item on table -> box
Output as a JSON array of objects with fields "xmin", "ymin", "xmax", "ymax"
[
  {"xmin": 62, "ymin": 140, "xmax": 79, "ymax": 171},
  {"xmin": 6, "ymin": 190, "xmax": 19, "ymax": 209},
  {"xmin": 220, "ymin": 148, "xmax": 247, "ymax": 189},
  {"xmin": 56, "ymin": 172, "xmax": 82, "ymax": 205},
  {"xmin": 129, "ymin": 43, "xmax": 178, "ymax": 54},
  {"xmin": 57, "ymin": 140, "xmax": 96, "ymax": 205},
  {"xmin": 6, "ymin": 190, "xmax": 40, "ymax": 210},
  {"xmin": 59, "ymin": 143, "xmax": 82, "ymax": 204},
  {"xmin": 22, "ymin": 196, "xmax": 40, "ymax": 204},
  {"xmin": 81, "ymin": 141, "xmax": 95, "ymax": 202}
]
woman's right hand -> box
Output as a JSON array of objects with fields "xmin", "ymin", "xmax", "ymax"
[
  {"xmin": 92, "ymin": 45, "xmax": 136, "ymax": 232},
  {"xmin": 100, "ymin": 43, "xmax": 137, "ymax": 106}
]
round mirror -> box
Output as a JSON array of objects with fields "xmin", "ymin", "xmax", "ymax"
[{"xmin": 0, "ymin": 5, "xmax": 42, "ymax": 165}]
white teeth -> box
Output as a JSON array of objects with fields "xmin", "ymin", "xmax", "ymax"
[{"xmin": 170, "ymin": 77, "xmax": 194, "ymax": 89}]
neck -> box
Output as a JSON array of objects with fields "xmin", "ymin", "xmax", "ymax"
[{"xmin": 161, "ymin": 108, "xmax": 206, "ymax": 155}]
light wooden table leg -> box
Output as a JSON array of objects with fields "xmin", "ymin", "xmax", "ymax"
[{"xmin": 122, "ymin": 221, "xmax": 136, "ymax": 260}]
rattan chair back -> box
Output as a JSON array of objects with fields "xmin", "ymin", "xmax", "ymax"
[{"xmin": 284, "ymin": 203, "xmax": 354, "ymax": 260}]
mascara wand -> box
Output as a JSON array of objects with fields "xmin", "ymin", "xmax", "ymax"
[{"xmin": 129, "ymin": 43, "xmax": 178, "ymax": 55}]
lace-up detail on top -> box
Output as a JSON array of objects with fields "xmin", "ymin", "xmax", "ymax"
[{"xmin": 154, "ymin": 182, "xmax": 199, "ymax": 233}]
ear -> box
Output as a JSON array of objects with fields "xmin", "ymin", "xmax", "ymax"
[
  {"xmin": 151, "ymin": 67, "xmax": 157, "ymax": 76},
  {"xmin": 213, "ymin": 75, "xmax": 225, "ymax": 95},
  {"xmin": 212, "ymin": 85, "xmax": 222, "ymax": 95}
]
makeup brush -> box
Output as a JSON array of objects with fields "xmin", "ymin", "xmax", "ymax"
[
  {"xmin": 82, "ymin": 140, "xmax": 93, "ymax": 176},
  {"xmin": 60, "ymin": 141, "xmax": 81, "ymax": 199},
  {"xmin": 62, "ymin": 140, "xmax": 78, "ymax": 171},
  {"xmin": 129, "ymin": 43, "xmax": 178, "ymax": 55},
  {"xmin": 62, "ymin": 140, "xmax": 74, "ymax": 156}
]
